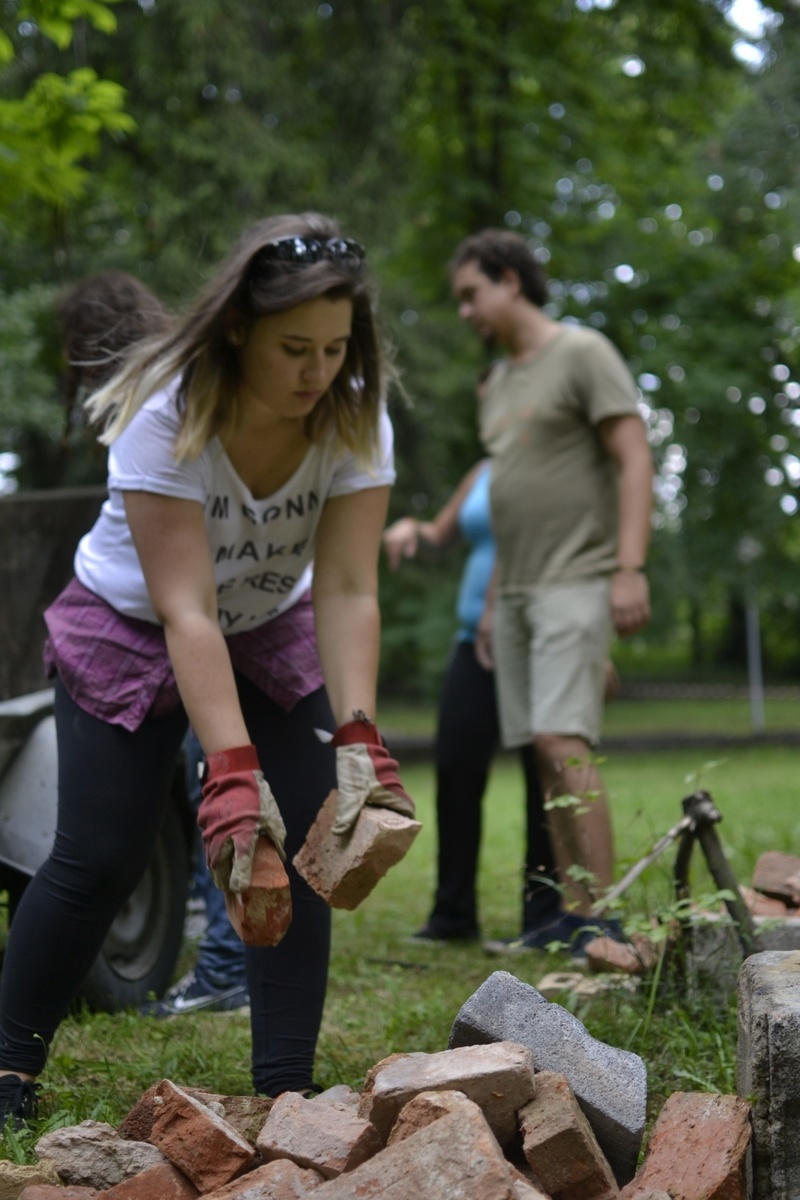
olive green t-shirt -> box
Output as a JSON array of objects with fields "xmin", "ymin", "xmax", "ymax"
[{"xmin": 479, "ymin": 324, "xmax": 640, "ymax": 590}]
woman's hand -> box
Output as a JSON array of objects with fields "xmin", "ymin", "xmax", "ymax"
[
  {"xmin": 197, "ymin": 744, "xmax": 287, "ymax": 892},
  {"xmin": 331, "ymin": 715, "xmax": 415, "ymax": 835},
  {"xmin": 382, "ymin": 516, "xmax": 421, "ymax": 570},
  {"xmin": 312, "ymin": 488, "xmax": 416, "ymax": 834}
]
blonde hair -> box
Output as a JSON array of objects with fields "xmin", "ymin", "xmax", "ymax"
[{"xmin": 86, "ymin": 213, "xmax": 387, "ymax": 462}]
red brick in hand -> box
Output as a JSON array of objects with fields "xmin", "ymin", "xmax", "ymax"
[
  {"xmin": 293, "ymin": 790, "xmax": 421, "ymax": 910},
  {"xmin": 224, "ymin": 836, "xmax": 292, "ymax": 946}
]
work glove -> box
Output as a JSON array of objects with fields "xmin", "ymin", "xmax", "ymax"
[
  {"xmin": 197, "ymin": 744, "xmax": 287, "ymax": 892},
  {"xmin": 331, "ymin": 713, "xmax": 415, "ymax": 836}
]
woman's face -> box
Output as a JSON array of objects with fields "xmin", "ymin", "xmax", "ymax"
[{"xmin": 233, "ymin": 295, "xmax": 353, "ymax": 425}]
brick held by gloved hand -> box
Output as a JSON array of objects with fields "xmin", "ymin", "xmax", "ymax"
[
  {"xmin": 294, "ymin": 714, "xmax": 422, "ymax": 909},
  {"xmin": 197, "ymin": 743, "xmax": 292, "ymax": 945}
]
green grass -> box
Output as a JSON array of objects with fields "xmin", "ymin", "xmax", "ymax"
[
  {"xmin": 3, "ymin": 744, "xmax": 794, "ymax": 1158},
  {"xmin": 379, "ymin": 695, "xmax": 800, "ymax": 738}
]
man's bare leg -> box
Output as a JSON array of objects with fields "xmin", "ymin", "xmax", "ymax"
[{"xmin": 533, "ymin": 732, "xmax": 614, "ymax": 916}]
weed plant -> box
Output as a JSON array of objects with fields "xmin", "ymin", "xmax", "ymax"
[{"xmin": 2, "ymin": 745, "xmax": 791, "ymax": 1159}]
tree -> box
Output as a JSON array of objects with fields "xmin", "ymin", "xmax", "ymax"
[
  {"xmin": 0, "ymin": 0, "xmax": 134, "ymax": 212},
  {"xmin": 2, "ymin": 0, "xmax": 798, "ymax": 687}
]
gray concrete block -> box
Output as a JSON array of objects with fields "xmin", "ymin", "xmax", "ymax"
[
  {"xmin": 448, "ymin": 970, "xmax": 646, "ymax": 1186},
  {"xmin": 737, "ymin": 950, "xmax": 800, "ymax": 1200},
  {"xmin": 686, "ymin": 915, "xmax": 800, "ymax": 996}
]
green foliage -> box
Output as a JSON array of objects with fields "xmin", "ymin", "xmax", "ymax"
[
  {"xmin": 0, "ymin": 282, "xmax": 61, "ymax": 437},
  {"xmin": 0, "ymin": 67, "xmax": 134, "ymax": 208},
  {"xmin": 20, "ymin": 0, "xmax": 120, "ymax": 48},
  {"xmin": 0, "ymin": 0, "xmax": 132, "ymax": 212},
  {"xmin": 0, "ymin": 0, "xmax": 799, "ymax": 679}
]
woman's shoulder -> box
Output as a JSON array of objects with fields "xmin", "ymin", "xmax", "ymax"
[
  {"xmin": 137, "ymin": 377, "xmax": 183, "ymax": 422},
  {"xmin": 114, "ymin": 378, "xmax": 186, "ymax": 452}
]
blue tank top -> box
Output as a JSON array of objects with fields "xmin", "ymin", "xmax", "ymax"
[{"xmin": 455, "ymin": 462, "xmax": 496, "ymax": 642}]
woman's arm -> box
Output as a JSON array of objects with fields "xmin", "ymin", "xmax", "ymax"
[
  {"xmin": 312, "ymin": 485, "xmax": 391, "ymax": 724},
  {"xmin": 124, "ymin": 490, "xmax": 288, "ymax": 891},
  {"xmin": 382, "ymin": 458, "xmax": 489, "ymax": 570},
  {"xmin": 123, "ymin": 491, "xmax": 249, "ymax": 753}
]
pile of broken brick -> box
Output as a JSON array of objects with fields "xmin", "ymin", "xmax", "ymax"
[
  {"xmin": 560, "ymin": 848, "xmax": 800, "ymax": 986},
  {"xmin": 3, "ymin": 969, "xmax": 752, "ymax": 1200}
]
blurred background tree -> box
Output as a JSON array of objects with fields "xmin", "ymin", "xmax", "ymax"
[{"xmin": 1, "ymin": 0, "xmax": 798, "ymax": 695}]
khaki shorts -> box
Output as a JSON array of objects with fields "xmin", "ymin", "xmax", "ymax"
[{"xmin": 492, "ymin": 578, "xmax": 613, "ymax": 749}]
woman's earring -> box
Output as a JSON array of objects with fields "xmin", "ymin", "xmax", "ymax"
[{"xmin": 228, "ymin": 328, "xmax": 245, "ymax": 347}]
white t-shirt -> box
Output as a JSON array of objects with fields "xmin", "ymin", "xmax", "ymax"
[{"xmin": 75, "ymin": 383, "xmax": 396, "ymax": 631}]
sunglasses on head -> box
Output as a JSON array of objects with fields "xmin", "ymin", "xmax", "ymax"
[{"xmin": 254, "ymin": 236, "xmax": 366, "ymax": 268}]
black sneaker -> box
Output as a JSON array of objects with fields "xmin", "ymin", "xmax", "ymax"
[
  {"xmin": 483, "ymin": 913, "xmax": 624, "ymax": 960},
  {"xmin": 0, "ymin": 1073, "xmax": 40, "ymax": 1130},
  {"xmin": 140, "ymin": 970, "xmax": 250, "ymax": 1017},
  {"xmin": 409, "ymin": 922, "xmax": 479, "ymax": 944}
]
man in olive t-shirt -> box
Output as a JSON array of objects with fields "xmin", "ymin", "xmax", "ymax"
[{"xmin": 451, "ymin": 229, "xmax": 653, "ymax": 948}]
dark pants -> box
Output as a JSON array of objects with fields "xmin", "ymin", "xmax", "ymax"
[
  {"xmin": 427, "ymin": 639, "xmax": 560, "ymax": 935},
  {"xmin": 183, "ymin": 731, "xmax": 248, "ymax": 988},
  {"xmin": 0, "ymin": 674, "xmax": 335, "ymax": 1097}
]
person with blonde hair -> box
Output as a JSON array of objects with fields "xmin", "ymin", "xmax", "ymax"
[{"xmin": 0, "ymin": 213, "xmax": 414, "ymax": 1126}]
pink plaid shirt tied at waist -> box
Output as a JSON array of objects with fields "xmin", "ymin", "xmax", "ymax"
[{"xmin": 44, "ymin": 578, "xmax": 324, "ymax": 732}]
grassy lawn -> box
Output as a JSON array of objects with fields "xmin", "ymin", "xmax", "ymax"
[
  {"xmin": 3, "ymin": 743, "xmax": 797, "ymax": 1159},
  {"xmin": 379, "ymin": 695, "xmax": 800, "ymax": 738}
]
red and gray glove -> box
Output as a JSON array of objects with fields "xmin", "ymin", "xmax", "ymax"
[
  {"xmin": 330, "ymin": 714, "xmax": 415, "ymax": 835},
  {"xmin": 197, "ymin": 744, "xmax": 287, "ymax": 892}
]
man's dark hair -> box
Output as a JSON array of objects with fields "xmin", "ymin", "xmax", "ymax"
[
  {"xmin": 450, "ymin": 229, "xmax": 549, "ymax": 307},
  {"xmin": 57, "ymin": 270, "xmax": 169, "ymax": 405}
]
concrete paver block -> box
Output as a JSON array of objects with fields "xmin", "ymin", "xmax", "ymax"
[
  {"xmin": 293, "ymin": 789, "xmax": 421, "ymax": 909},
  {"xmin": 358, "ymin": 1040, "xmax": 536, "ymax": 1145},
  {"xmin": 148, "ymin": 1079, "xmax": 255, "ymax": 1193},
  {"xmin": 256, "ymin": 1091, "xmax": 382, "ymax": 1179},
  {"xmin": 687, "ymin": 915, "xmax": 800, "ymax": 994},
  {"xmin": 519, "ymin": 1070, "xmax": 619, "ymax": 1200},
  {"xmin": 737, "ymin": 950, "xmax": 800, "ymax": 1200},
  {"xmin": 35, "ymin": 1122, "xmax": 166, "ymax": 1190},
  {"xmin": 200, "ymin": 1159, "xmax": 326, "ymax": 1198},
  {"xmin": 300, "ymin": 1107, "xmax": 515, "ymax": 1198},
  {"xmin": 620, "ymin": 1091, "xmax": 750, "ymax": 1200},
  {"xmin": 448, "ymin": 970, "xmax": 646, "ymax": 1185}
]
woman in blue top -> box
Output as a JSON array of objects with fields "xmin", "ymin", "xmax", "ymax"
[{"xmin": 383, "ymin": 458, "xmax": 561, "ymax": 943}]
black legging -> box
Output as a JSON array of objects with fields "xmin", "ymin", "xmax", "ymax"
[
  {"xmin": 0, "ymin": 674, "xmax": 335, "ymax": 1097},
  {"xmin": 428, "ymin": 639, "xmax": 560, "ymax": 935}
]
